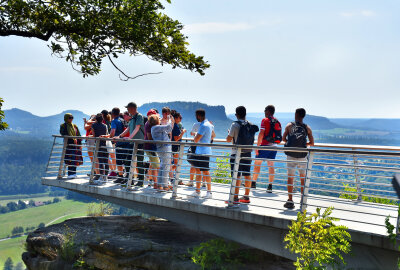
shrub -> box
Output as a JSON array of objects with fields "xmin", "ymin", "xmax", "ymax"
[
  {"xmin": 59, "ymin": 225, "xmax": 77, "ymax": 261},
  {"xmin": 188, "ymin": 238, "xmax": 242, "ymax": 270},
  {"xmin": 284, "ymin": 207, "xmax": 351, "ymax": 270},
  {"xmin": 86, "ymin": 202, "xmax": 112, "ymax": 217}
]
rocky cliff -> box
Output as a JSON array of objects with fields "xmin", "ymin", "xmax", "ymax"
[{"xmin": 22, "ymin": 216, "xmax": 294, "ymax": 270}]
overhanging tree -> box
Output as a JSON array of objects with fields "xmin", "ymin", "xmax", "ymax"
[
  {"xmin": 0, "ymin": 97, "xmax": 8, "ymax": 130},
  {"xmin": 0, "ymin": 0, "xmax": 210, "ymax": 80}
]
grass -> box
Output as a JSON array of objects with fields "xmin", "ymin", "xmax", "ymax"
[
  {"xmin": 0, "ymin": 236, "xmax": 26, "ymax": 266},
  {"xmin": 0, "ymin": 200, "xmax": 89, "ymax": 239}
]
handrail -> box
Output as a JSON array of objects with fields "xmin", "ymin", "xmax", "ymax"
[{"xmin": 52, "ymin": 135, "xmax": 400, "ymax": 157}]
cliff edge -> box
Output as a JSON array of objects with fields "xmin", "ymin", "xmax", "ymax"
[{"xmin": 22, "ymin": 216, "xmax": 294, "ymax": 270}]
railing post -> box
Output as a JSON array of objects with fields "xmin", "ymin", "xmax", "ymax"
[
  {"xmin": 227, "ymin": 147, "xmax": 241, "ymax": 208},
  {"xmin": 89, "ymin": 138, "xmax": 100, "ymax": 184},
  {"xmin": 172, "ymin": 144, "xmax": 185, "ymax": 199},
  {"xmin": 46, "ymin": 137, "xmax": 56, "ymax": 174},
  {"xmin": 57, "ymin": 137, "xmax": 68, "ymax": 179},
  {"xmin": 127, "ymin": 142, "xmax": 138, "ymax": 190},
  {"xmin": 352, "ymin": 149, "xmax": 362, "ymax": 201},
  {"xmin": 300, "ymin": 151, "xmax": 314, "ymax": 212}
]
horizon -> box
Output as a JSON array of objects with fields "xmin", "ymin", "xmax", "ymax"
[{"xmin": 4, "ymin": 106, "xmax": 400, "ymax": 120}]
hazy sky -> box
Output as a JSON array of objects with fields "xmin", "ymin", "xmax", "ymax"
[{"xmin": 1, "ymin": 0, "xmax": 399, "ymax": 118}]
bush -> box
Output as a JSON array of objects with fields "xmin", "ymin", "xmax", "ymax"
[
  {"xmin": 38, "ymin": 222, "xmax": 46, "ymax": 228},
  {"xmin": 284, "ymin": 207, "xmax": 351, "ymax": 269},
  {"xmin": 53, "ymin": 197, "xmax": 61, "ymax": 203},
  {"xmin": 11, "ymin": 226, "xmax": 24, "ymax": 236},
  {"xmin": 59, "ymin": 225, "xmax": 77, "ymax": 261},
  {"xmin": 86, "ymin": 202, "xmax": 112, "ymax": 217},
  {"xmin": 188, "ymin": 238, "xmax": 243, "ymax": 270}
]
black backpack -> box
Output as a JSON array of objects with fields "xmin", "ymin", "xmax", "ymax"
[
  {"xmin": 284, "ymin": 121, "xmax": 308, "ymax": 158},
  {"xmin": 264, "ymin": 117, "xmax": 282, "ymax": 144},
  {"xmin": 234, "ymin": 121, "xmax": 259, "ymax": 146}
]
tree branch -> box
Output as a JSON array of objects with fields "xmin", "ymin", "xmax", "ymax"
[
  {"xmin": 107, "ymin": 55, "xmax": 162, "ymax": 81},
  {"xmin": 0, "ymin": 29, "xmax": 53, "ymax": 41}
]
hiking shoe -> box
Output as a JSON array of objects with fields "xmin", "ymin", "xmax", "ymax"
[
  {"xmin": 203, "ymin": 192, "xmax": 213, "ymax": 199},
  {"xmin": 67, "ymin": 174, "xmax": 77, "ymax": 179},
  {"xmin": 225, "ymin": 197, "xmax": 240, "ymax": 205},
  {"xmin": 178, "ymin": 180, "xmax": 184, "ymax": 185},
  {"xmin": 202, "ymin": 183, "xmax": 206, "ymax": 188},
  {"xmin": 108, "ymin": 171, "xmax": 117, "ymax": 179},
  {"xmin": 267, "ymin": 184, "xmax": 273, "ymax": 193},
  {"xmin": 92, "ymin": 175, "xmax": 100, "ymax": 181},
  {"xmin": 239, "ymin": 196, "xmax": 250, "ymax": 204},
  {"xmin": 251, "ymin": 182, "xmax": 257, "ymax": 189},
  {"xmin": 185, "ymin": 182, "xmax": 194, "ymax": 187},
  {"xmin": 188, "ymin": 191, "xmax": 200, "ymax": 198},
  {"xmin": 113, "ymin": 176, "xmax": 124, "ymax": 183},
  {"xmin": 284, "ymin": 200, "xmax": 295, "ymax": 209},
  {"xmin": 134, "ymin": 182, "xmax": 144, "ymax": 187}
]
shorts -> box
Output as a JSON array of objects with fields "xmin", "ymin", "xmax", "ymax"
[
  {"xmin": 106, "ymin": 140, "xmax": 115, "ymax": 154},
  {"xmin": 115, "ymin": 142, "xmax": 133, "ymax": 166},
  {"xmin": 230, "ymin": 152, "xmax": 252, "ymax": 177},
  {"xmin": 145, "ymin": 151, "xmax": 160, "ymax": 169},
  {"xmin": 85, "ymin": 138, "xmax": 95, "ymax": 152},
  {"xmin": 256, "ymin": 150, "xmax": 277, "ymax": 159},
  {"xmin": 191, "ymin": 155, "xmax": 210, "ymax": 171},
  {"xmin": 287, "ymin": 156, "xmax": 307, "ymax": 175}
]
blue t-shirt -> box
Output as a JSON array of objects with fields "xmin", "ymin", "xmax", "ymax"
[
  {"xmin": 195, "ymin": 120, "xmax": 213, "ymax": 155},
  {"xmin": 172, "ymin": 123, "xmax": 182, "ymax": 142},
  {"xmin": 111, "ymin": 117, "xmax": 124, "ymax": 137}
]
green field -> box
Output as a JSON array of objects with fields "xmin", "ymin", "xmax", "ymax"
[
  {"xmin": 0, "ymin": 199, "xmax": 91, "ymax": 266},
  {"xmin": 0, "ymin": 200, "xmax": 89, "ymax": 239},
  {"xmin": 0, "ymin": 236, "xmax": 27, "ymax": 266}
]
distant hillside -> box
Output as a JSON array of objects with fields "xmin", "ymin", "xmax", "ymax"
[
  {"xmin": 3, "ymin": 108, "xmax": 88, "ymax": 138},
  {"xmin": 3, "ymin": 102, "xmax": 232, "ymax": 138},
  {"xmin": 331, "ymin": 118, "xmax": 400, "ymax": 132}
]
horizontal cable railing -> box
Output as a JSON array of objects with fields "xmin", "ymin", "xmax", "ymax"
[{"xmin": 43, "ymin": 135, "xmax": 400, "ymax": 235}]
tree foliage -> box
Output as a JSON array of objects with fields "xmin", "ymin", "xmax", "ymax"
[
  {"xmin": 284, "ymin": 207, "xmax": 351, "ymax": 270},
  {"xmin": 0, "ymin": 0, "xmax": 210, "ymax": 79},
  {"xmin": 3, "ymin": 257, "xmax": 13, "ymax": 270},
  {"xmin": 0, "ymin": 97, "xmax": 8, "ymax": 131}
]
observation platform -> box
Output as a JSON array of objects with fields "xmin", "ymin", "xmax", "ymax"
[{"xmin": 42, "ymin": 135, "xmax": 400, "ymax": 269}]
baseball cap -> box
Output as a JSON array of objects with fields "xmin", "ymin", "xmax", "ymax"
[{"xmin": 147, "ymin": 109, "xmax": 157, "ymax": 116}]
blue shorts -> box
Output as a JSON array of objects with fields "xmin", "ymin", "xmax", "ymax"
[{"xmin": 256, "ymin": 150, "xmax": 277, "ymax": 159}]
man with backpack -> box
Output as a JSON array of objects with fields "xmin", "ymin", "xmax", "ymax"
[
  {"xmin": 282, "ymin": 108, "xmax": 314, "ymax": 209},
  {"xmin": 252, "ymin": 105, "xmax": 282, "ymax": 192},
  {"xmin": 227, "ymin": 106, "xmax": 259, "ymax": 204}
]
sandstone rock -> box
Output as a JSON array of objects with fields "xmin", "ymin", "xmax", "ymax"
[{"xmin": 22, "ymin": 216, "xmax": 294, "ymax": 270}]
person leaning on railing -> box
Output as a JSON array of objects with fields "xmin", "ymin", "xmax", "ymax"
[
  {"xmin": 171, "ymin": 111, "xmax": 186, "ymax": 185},
  {"xmin": 282, "ymin": 108, "xmax": 314, "ymax": 209},
  {"xmin": 59, "ymin": 113, "xmax": 83, "ymax": 179},
  {"xmin": 116, "ymin": 102, "xmax": 146, "ymax": 187},
  {"xmin": 144, "ymin": 109, "xmax": 161, "ymax": 189},
  {"xmin": 150, "ymin": 113, "xmax": 174, "ymax": 191}
]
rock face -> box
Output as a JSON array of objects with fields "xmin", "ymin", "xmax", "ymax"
[{"xmin": 22, "ymin": 216, "xmax": 294, "ymax": 270}]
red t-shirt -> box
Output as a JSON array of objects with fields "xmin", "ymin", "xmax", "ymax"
[{"xmin": 260, "ymin": 117, "xmax": 274, "ymax": 146}]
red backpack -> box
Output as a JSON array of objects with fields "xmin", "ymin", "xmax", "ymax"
[{"xmin": 264, "ymin": 117, "xmax": 282, "ymax": 144}]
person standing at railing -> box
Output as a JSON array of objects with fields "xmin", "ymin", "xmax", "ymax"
[
  {"xmin": 102, "ymin": 108, "xmax": 124, "ymax": 180},
  {"xmin": 144, "ymin": 109, "xmax": 161, "ymax": 189},
  {"xmin": 91, "ymin": 113, "xmax": 109, "ymax": 182},
  {"xmin": 252, "ymin": 105, "xmax": 282, "ymax": 192},
  {"xmin": 150, "ymin": 114, "xmax": 174, "ymax": 191},
  {"xmin": 226, "ymin": 106, "xmax": 259, "ymax": 204},
  {"xmin": 101, "ymin": 110, "xmax": 117, "ymax": 178},
  {"xmin": 188, "ymin": 109, "xmax": 216, "ymax": 199},
  {"xmin": 186, "ymin": 121, "xmax": 201, "ymax": 187},
  {"xmin": 60, "ymin": 113, "xmax": 83, "ymax": 179},
  {"xmin": 84, "ymin": 115, "xmax": 99, "ymax": 176},
  {"xmin": 117, "ymin": 102, "xmax": 146, "ymax": 187},
  {"xmin": 113, "ymin": 112, "xmax": 132, "ymax": 184},
  {"xmin": 171, "ymin": 112, "xmax": 186, "ymax": 184},
  {"xmin": 282, "ymin": 108, "xmax": 314, "ymax": 209}
]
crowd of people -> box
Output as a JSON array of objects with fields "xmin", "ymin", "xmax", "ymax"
[{"xmin": 60, "ymin": 102, "xmax": 314, "ymax": 209}]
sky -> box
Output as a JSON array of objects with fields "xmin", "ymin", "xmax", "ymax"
[{"xmin": 1, "ymin": 0, "xmax": 400, "ymax": 118}]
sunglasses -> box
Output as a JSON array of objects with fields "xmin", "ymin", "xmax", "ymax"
[{"xmin": 69, "ymin": 116, "xmax": 74, "ymax": 119}]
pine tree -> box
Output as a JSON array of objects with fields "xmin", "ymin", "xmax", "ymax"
[{"xmin": 3, "ymin": 257, "xmax": 13, "ymax": 270}]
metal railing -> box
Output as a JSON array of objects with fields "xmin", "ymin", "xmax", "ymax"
[{"xmin": 44, "ymin": 135, "xmax": 400, "ymax": 235}]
